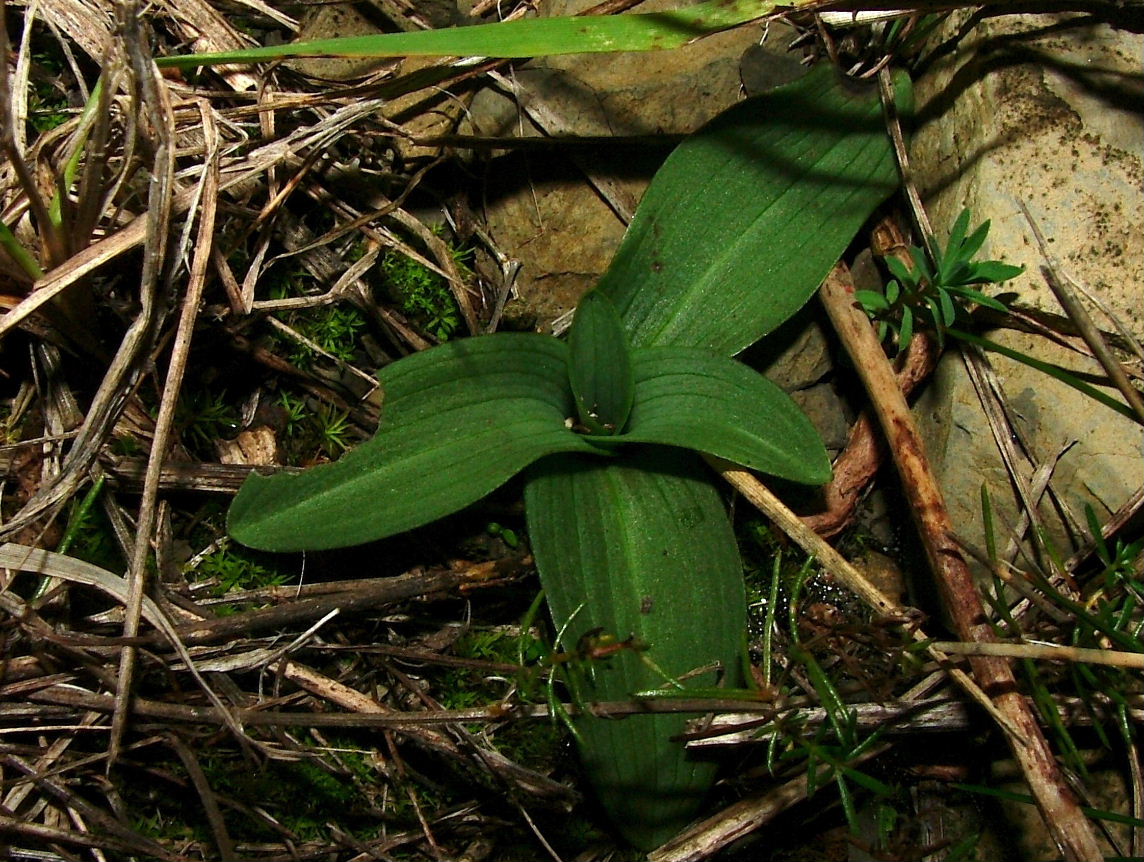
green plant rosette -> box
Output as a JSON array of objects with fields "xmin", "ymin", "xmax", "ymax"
[{"xmin": 229, "ymin": 65, "xmax": 911, "ymax": 849}]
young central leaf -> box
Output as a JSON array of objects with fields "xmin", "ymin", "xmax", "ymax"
[{"xmin": 567, "ymin": 291, "xmax": 634, "ymax": 435}]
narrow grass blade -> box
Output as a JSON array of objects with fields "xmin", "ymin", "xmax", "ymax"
[
  {"xmin": 0, "ymin": 219, "xmax": 43, "ymax": 280},
  {"xmin": 597, "ymin": 64, "xmax": 910, "ymax": 356},
  {"xmin": 229, "ymin": 335, "xmax": 597, "ymax": 551},
  {"xmin": 524, "ymin": 447, "xmax": 746, "ymax": 849},
  {"xmin": 949, "ymin": 328, "xmax": 1139, "ymax": 423},
  {"xmin": 157, "ymin": 0, "xmax": 782, "ymax": 68}
]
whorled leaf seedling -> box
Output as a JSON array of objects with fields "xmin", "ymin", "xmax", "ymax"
[
  {"xmin": 855, "ymin": 209, "xmax": 1024, "ymax": 350},
  {"xmin": 228, "ymin": 290, "xmax": 831, "ymax": 847},
  {"xmin": 228, "ymin": 290, "xmax": 829, "ymax": 552}
]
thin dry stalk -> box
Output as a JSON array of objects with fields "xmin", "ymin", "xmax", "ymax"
[
  {"xmin": 707, "ymin": 456, "xmax": 1023, "ymax": 737},
  {"xmin": 1, "ymin": 751, "xmax": 177, "ymax": 858},
  {"xmin": 1060, "ymin": 485, "xmax": 1144, "ymax": 583},
  {"xmin": 0, "ymin": 4, "xmax": 67, "ymax": 266},
  {"xmin": 111, "ymin": 0, "xmax": 181, "ymax": 764},
  {"xmin": 1018, "ymin": 199, "xmax": 1144, "ymax": 423},
  {"xmin": 1130, "ymin": 732, "xmax": 1144, "ymax": 860},
  {"xmin": 689, "ymin": 691, "xmax": 1144, "ymax": 750},
  {"xmin": 930, "ymin": 640, "xmax": 1144, "ymax": 669},
  {"xmin": 167, "ymin": 732, "xmax": 236, "ymax": 860},
  {"xmin": 818, "ymin": 261, "xmax": 1104, "ymax": 862},
  {"xmin": 802, "ymin": 329, "xmax": 937, "ymax": 536},
  {"xmin": 648, "ymin": 744, "xmax": 892, "ymax": 862},
  {"xmin": 0, "ymin": 812, "xmax": 177, "ymax": 859},
  {"xmin": 960, "ymin": 345, "xmax": 1074, "ymax": 577}
]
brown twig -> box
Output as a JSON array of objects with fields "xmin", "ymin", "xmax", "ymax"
[
  {"xmin": 803, "ymin": 330, "xmax": 938, "ymax": 536},
  {"xmin": 688, "ymin": 692, "xmax": 1144, "ymax": 750},
  {"xmin": 707, "ymin": 458, "xmax": 1023, "ymax": 737},
  {"xmin": 648, "ymin": 744, "xmax": 892, "ymax": 862},
  {"xmin": 818, "ymin": 261, "xmax": 1103, "ymax": 862},
  {"xmin": 156, "ymin": 560, "xmax": 523, "ymax": 645},
  {"xmin": 167, "ymin": 733, "xmax": 236, "ymax": 861},
  {"xmin": 929, "ymin": 640, "xmax": 1144, "ymax": 669}
]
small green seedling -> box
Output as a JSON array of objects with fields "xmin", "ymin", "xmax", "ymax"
[{"xmin": 855, "ymin": 209, "xmax": 1024, "ymax": 350}]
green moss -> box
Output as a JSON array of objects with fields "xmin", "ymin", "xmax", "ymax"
[
  {"xmin": 381, "ymin": 245, "xmax": 468, "ymax": 342},
  {"xmin": 189, "ymin": 749, "xmax": 384, "ymax": 843},
  {"xmin": 274, "ymin": 389, "xmax": 357, "ymax": 462},
  {"xmin": 192, "ymin": 540, "xmax": 290, "ymax": 595},
  {"xmin": 175, "ymin": 387, "xmax": 241, "ymax": 456},
  {"xmin": 260, "ymin": 262, "xmax": 368, "ymax": 369},
  {"xmin": 27, "ymin": 43, "xmax": 72, "ymax": 132}
]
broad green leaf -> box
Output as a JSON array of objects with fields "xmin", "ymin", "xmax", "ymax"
[
  {"xmin": 229, "ymin": 335, "xmax": 597, "ymax": 551},
  {"xmin": 524, "ymin": 448, "xmax": 746, "ymax": 849},
  {"xmin": 589, "ymin": 348, "xmax": 831, "ymax": 483},
  {"xmin": 597, "ymin": 64, "xmax": 910, "ymax": 356},
  {"xmin": 567, "ymin": 291, "xmax": 634, "ymax": 435},
  {"xmin": 156, "ymin": 0, "xmax": 784, "ymax": 68}
]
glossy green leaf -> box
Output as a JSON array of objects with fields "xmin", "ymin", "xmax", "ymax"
[
  {"xmin": 156, "ymin": 0, "xmax": 782, "ymax": 68},
  {"xmin": 597, "ymin": 64, "xmax": 910, "ymax": 356},
  {"xmin": 567, "ymin": 291, "xmax": 634, "ymax": 435},
  {"xmin": 588, "ymin": 348, "xmax": 831, "ymax": 483},
  {"xmin": 524, "ymin": 448, "xmax": 746, "ymax": 849},
  {"xmin": 229, "ymin": 335, "xmax": 597, "ymax": 551}
]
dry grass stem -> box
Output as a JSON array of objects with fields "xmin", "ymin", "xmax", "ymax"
[
  {"xmin": 709, "ymin": 454, "xmax": 1026, "ymax": 738},
  {"xmin": 648, "ymin": 744, "xmax": 893, "ymax": 862},
  {"xmin": 929, "ymin": 640, "xmax": 1144, "ymax": 669},
  {"xmin": 1018, "ymin": 198, "xmax": 1144, "ymax": 421}
]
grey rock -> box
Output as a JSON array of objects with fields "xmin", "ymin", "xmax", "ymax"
[
  {"xmin": 465, "ymin": 6, "xmax": 806, "ymax": 330},
  {"xmin": 910, "ymin": 12, "xmax": 1143, "ymax": 562}
]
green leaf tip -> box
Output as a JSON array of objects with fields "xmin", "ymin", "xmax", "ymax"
[
  {"xmin": 227, "ymin": 335, "xmax": 597, "ymax": 552},
  {"xmin": 567, "ymin": 291, "xmax": 635, "ymax": 436},
  {"xmin": 597, "ymin": 63, "xmax": 908, "ymax": 356},
  {"xmin": 611, "ymin": 348, "xmax": 833, "ymax": 484},
  {"xmin": 156, "ymin": 0, "xmax": 780, "ymax": 68}
]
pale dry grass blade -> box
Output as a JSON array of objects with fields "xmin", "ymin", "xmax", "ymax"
[
  {"xmin": 930, "ymin": 640, "xmax": 1144, "ymax": 669},
  {"xmin": 1018, "ymin": 198, "xmax": 1144, "ymax": 423},
  {"xmin": 111, "ymin": 0, "xmax": 184, "ymax": 764},
  {"xmin": 162, "ymin": 0, "xmax": 259, "ymax": 91},
  {"xmin": 12, "ymin": 0, "xmax": 114, "ymax": 63},
  {"xmin": 706, "ymin": 453, "xmax": 1024, "ymax": 739},
  {"xmin": 0, "ymin": 542, "xmax": 244, "ymax": 743}
]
